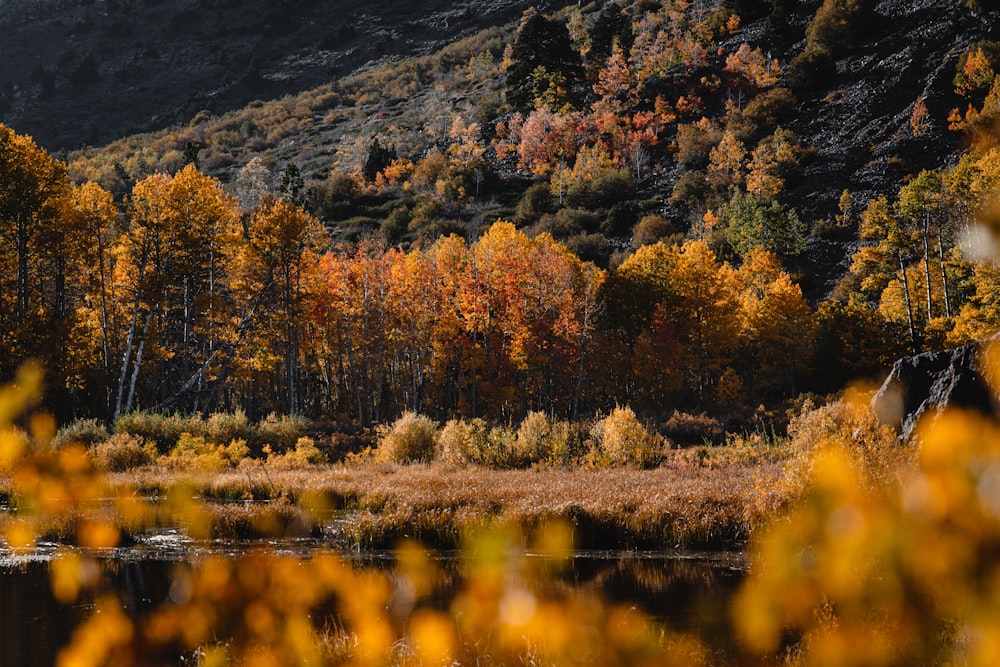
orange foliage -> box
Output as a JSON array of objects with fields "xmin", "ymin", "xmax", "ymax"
[
  {"xmin": 724, "ymin": 43, "xmax": 782, "ymax": 89},
  {"xmin": 910, "ymin": 97, "xmax": 930, "ymax": 137},
  {"xmin": 517, "ymin": 108, "xmax": 581, "ymax": 175}
]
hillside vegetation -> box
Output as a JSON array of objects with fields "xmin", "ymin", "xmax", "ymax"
[
  {"xmin": 0, "ymin": 0, "xmax": 572, "ymax": 150},
  {"xmin": 57, "ymin": 0, "xmax": 998, "ymax": 294}
]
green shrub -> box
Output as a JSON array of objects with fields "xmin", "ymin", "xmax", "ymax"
[
  {"xmin": 163, "ymin": 413, "xmax": 208, "ymax": 445},
  {"xmin": 590, "ymin": 406, "xmax": 663, "ymax": 468},
  {"xmin": 92, "ymin": 433, "xmax": 158, "ymax": 472},
  {"xmin": 789, "ymin": 48, "xmax": 837, "ymax": 88},
  {"xmin": 114, "ymin": 411, "xmax": 167, "ymax": 453},
  {"xmin": 531, "ymin": 207, "xmax": 600, "ymax": 238},
  {"xmin": 669, "ymin": 170, "xmax": 711, "ymax": 210},
  {"xmin": 722, "ymin": 190, "xmax": 806, "ymax": 260},
  {"xmin": 804, "ymin": 0, "xmax": 876, "ymax": 56},
  {"xmin": 206, "ymin": 410, "xmax": 252, "ymax": 447},
  {"xmin": 376, "ymin": 412, "xmax": 438, "ymax": 463},
  {"xmin": 631, "ymin": 214, "xmax": 675, "ymax": 249},
  {"xmin": 514, "ymin": 182, "xmax": 554, "ymax": 224},
  {"xmin": 564, "ymin": 233, "xmax": 610, "ymax": 266},
  {"xmin": 727, "ymin": 88, "xmax": 797, "ymax": 141},
  {"xmin": 255, "ymin": 413, "xmax": 309, "ymax": 452},
  {"xmin": 573, "ymin": 169, "xmax": 634, "ymax": 209},
  {"xmin": 114, "ymin": 411, "xmax": 164, "ymax": 446},
  {"xmin": 378, "ymin": 206, "xmax": 411, "ymax": 243},
  {"xmin": 52, "ymin": 418, "xmax": 109, "ymax": 449},
  {"xmin": 116, "ymin": 411, "xmax": 312, "ymax": 457},
  {"xmin": 676, "ymin": 121, "xmax": 724, "ymax": 169},
  {"xmin": 790, "ymin": 0, "xmax": 875, "ymax": 88},
  {"xmin": 114, "ymin": 411, "xmax": 208, "ymax": 454}
]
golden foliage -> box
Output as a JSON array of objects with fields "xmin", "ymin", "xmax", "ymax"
[
  {"xmin": 91, "ymin": 433, "xmax": 158, "ymax": 472},
  {"xmin": 590, "ymin": 405, "xmax": 663, "ymax": 468},
  {"xmin": 737, "ymin": 382, "xmax": 1000, "ymax": 665},
  {"xmin": 724, "ymin": 43, "xmax": 782, "ymax": 89},
  {"xmin": 376, "ymin": 412, "xmax": 438, "ymax": 463},
  {"xmin": 0, "ymin": 368, "xmax": 778, "ymax": 665}
]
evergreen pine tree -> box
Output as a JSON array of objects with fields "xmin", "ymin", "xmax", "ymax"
[
  {"xmin": 362, "ymin": 138, "xmax": 397, "ymax": 183},
  {"xmin": 505, "ymin": 11, "xmax": 584, "ymax": 110}
]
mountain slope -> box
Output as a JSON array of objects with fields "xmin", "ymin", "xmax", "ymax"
[
  {"xmin": 0, "ymin": 0, "xmax": 573, "ymax": 151},
  {"xmin": 699, "ymin": 0, "xmax": 996, "ymax": 296},
  {"xmin": 11, "ymin": 0, "xmax": 1000, "ymax": 303}
]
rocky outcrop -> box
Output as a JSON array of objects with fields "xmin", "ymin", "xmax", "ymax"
[{"xmin": 873, "ymin": 339, "xmax": 1000, "ymax": 442}]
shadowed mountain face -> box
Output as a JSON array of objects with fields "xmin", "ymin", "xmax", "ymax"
[{"xmin": 0, "ymin": 0, "xmax": 571, "ymax": 151}]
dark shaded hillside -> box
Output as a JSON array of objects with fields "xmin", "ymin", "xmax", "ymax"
[
  {"xmin": 0, "ymin": 0, "xmax": 573, "ymax": 151},
  {"xmin": 771, "ymin": 0, "xmax": 999, "ymax": 296},
  {"xmin": 635, "ymin": 0, "xmax": 997, "ymax": 299}
]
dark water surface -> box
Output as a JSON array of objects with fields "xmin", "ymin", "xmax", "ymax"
[{"xmin": 0, "ymin": 537, "xmax": 746, "ymax": 666}]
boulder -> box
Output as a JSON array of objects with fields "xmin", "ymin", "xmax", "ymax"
[{"xmin": 873, "ymin": 339, "xmax": 999, "ymax": 442}]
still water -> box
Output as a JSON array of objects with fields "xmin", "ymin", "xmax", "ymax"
[{"xmin": 0, "ymin": 536, "xmax": 746, "ymax": 666}]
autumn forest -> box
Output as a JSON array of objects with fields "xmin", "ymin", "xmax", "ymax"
[{"xmin": 6, "ymin": 0, "xmax": 1000, "ymax": 434}]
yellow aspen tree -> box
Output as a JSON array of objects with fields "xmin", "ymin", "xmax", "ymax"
[
  {"xmin": 724, "ymin": 43, "xmax": 782, "ymax": 89},
  {"xmin": 707, "ymin": 131, "xmax": 747, "ymax": 191},
  {"xmin": 0, "ymin": 124, "xmax": 70, "ymax": 381},
  {"xmin": 669, "ymin": 240, "xmax": 741, "ymax": 404},
  {"xmin": 389, "ymin": 248, "xmax": 445, "ymax": 414},
  {"xmin": 736, "ymin": 248, "xmax": 814, "ymax": 398},
  {"xmin": 65, "ymin": 182, "xmax": 121, "ymax": 409},
  {"xmin": 232, "ymin": 196, "xmax": 327, "ymax": 414},
  {"xmin": 852, "ymin": 195, "xmax": 920, "ymax": 352},
  {"xmin": 115, "ymin": 165, "xmax": 242, "ymax": 417}
]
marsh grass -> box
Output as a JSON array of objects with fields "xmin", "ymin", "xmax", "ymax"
[
  {"xmin": 105, "ymin": 460, "xmax": 772, "ymax": 550},
  {"xmin": 207, "ymin": 501, "xmax": 318, "ymax": 540},
  {"xmin": 7, "ymin": 404, "xmax": 788, "ymax": 550}
]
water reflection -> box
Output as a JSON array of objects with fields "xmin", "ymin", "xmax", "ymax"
[
  {"xmin": 566, "ymin": 551, "xmax": 745, "ymax": 651},
  {"xmin": 0, "ymin": 542, "xmax": 745, "ymax": 666},
  {"xmin": 1, "ymin": 559, "xmax": 77, "ymax": 667}
]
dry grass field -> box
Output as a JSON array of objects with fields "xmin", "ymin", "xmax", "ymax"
[{"xmin": 104, "ymin": 455, "xmax": 778, "ymax": 550}]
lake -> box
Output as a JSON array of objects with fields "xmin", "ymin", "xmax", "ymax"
[{"xmin": 0, "ymin": 534, "xmax": 746, "ymax": 666}]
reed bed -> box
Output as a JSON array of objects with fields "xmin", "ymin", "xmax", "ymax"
[{"xmin": 105, "ymin": 456, "xmax": 776, "ymax": 550}]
